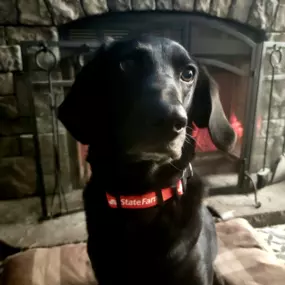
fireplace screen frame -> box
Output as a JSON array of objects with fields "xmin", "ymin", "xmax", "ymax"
[{"xmin": 20, "ymin": 12, "xmax": 266, "ymax": 219}]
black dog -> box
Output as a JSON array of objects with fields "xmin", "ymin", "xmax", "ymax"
[{"xmin": 57, "ymin": 36, "xmax": 236, "ymax": 285}]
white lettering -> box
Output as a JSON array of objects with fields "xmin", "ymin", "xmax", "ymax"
[
  {"xmin": 142, "ymin": 197, "xmax": 156, "ymax": 205},
  {"xmin": 119, "ymin": 196, "xmax": 157, "ymax": 207},
  {"xmin": 109, "ymin": 199, "xmax": 117, "ymax": 206}
]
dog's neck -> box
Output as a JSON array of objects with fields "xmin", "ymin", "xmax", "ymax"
[{"xmin": 87, "ymin": 146, "xmax": 190, "ymax": 196}]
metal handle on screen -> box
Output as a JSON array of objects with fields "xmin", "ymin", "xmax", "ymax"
[
  {"xmin": 269, "ymin": 45, "xmax": 283, "ymax": 68},
  {"xmin": 35, "ymin": 42, "xmax": 58, "ymax": 72}
]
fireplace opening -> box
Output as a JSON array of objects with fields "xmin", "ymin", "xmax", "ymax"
[
  {"xmin": 20, "ymin": 11, "xmax": 269, "ymax": 218},
  {"xmin": 57, "ymin": 12, "xmax": 265, "ymax": 193},
  {"xmin": 192, "ymin": 65, "xmax": 248, "ymax": 175}
]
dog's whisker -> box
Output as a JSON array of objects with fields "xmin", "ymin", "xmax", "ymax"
[
  {"xmin": 184, "ymin": 140, "xmax": 195, "ymax": 148},
  {"xmin": 186, "ymin": 134, "xmax": 196, "ymax": 142},
  {"xmin": 170, "ymin": 162, "xmax": 182, "ymax": 172},
  {"xmin": 186, "ymin": 126, "xmax": 195, "ymax": 132},
  {"xmin": 185, "ymin": 137, "xmax": 193, "ymax": 144}
]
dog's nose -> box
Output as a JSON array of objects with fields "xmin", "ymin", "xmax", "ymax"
[{"xmin": 171, "ymin": 110, "xmax": 187, "ymax": 134}]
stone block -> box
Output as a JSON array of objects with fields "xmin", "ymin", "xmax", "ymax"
[
  {"xmin": 0, "ymin": 46, "xmax": 22, "ymax": 72},
  {"xmin": 45, "ymin": 0, "xmax": 85, "ymax": 25},
  {"xmin": 173, "ymin": 0, "xmax": 194, "ymax": 11},
  {"xmin": 21, "ymin": 133, "xmax": 70, "ymax": 173},
  {"xmin": 0, "ymin": 96, "xmax": 19, "ymax": 119},
  {"xmin": 20, "ymin": 134, "xmax": 35, "ymax": 156},
  {"xmin": 132, "ymin": 0, "xmax": 155, "ymax": 10},
  {"xmin": 274, "ymin": 4, "xmax": 285, "ymax": 32},
  {"xmin": 260, "ymin": 119, "xmax": 285, "ymax": 137},
  {"xmin": 0, "ymin": 27, "xmax": 5, "ymax": 45},
  {"xmin": 280, "ymin": 105, "xmax": 285, "ymax": 118},
  {"xmin": 0, "ymin": 0, "xmax": 17, "ymax": 24},
  {"xmin": 15, "ymin": 71, "xmax": 63, "ymax": 117},
  {"xmin": 39, "ymin": 133, "xmax": 69, "ymax": 156},
  {"xmin": 40, "ymin": 148, "xmax": 70, "ymax": 174},
  {"xmin": 269, "ymin": 137, "xmax": 283, "ymax": 166},
  {"xmin": 210, "ymin": 0, "xmax": 231, "ymax": 18},
  {"xmin": 6, "ymin": 27, "xmax": 58, "ymax": 45},
  {"xmin": 82, "ymin": 0, "xmax": 108, "ymax": 15},
  {"xmin": 267, "ymin": 32, "xmax": 285, "ymax": 41},
  {"xmin": 0, "ymin": 117, "xmax": 33, "ymax": 136},
  {"xmin": 259, "ymin": 79, "xmax": 285, "ymax": 110},
  {"xmin": 14, "ymin": 73, "xmax": 32, "ymax": 117},
  {"xmin": 0, "ymin": 137, "xmax": 20, "ymax": 158},
  {"xmin": 228, "ymin": 0, "xmax": 253, "ymax": 23},
  {"xmin": 107, "ymin": 0, "xmax": 132, "ymax": 11},
  {"xmin": 0, "ymin": 73, "xmax": 14, "ymax": 95},
  {"xmin": 252, "ymin": 136, "xmax": 284, "ymax": 156},
  {"xmin": 250, "ymin": 136, "xmax": 285, "ymax": 173},
  {"xmin": 33, "ymin": 86, "xmax": 65, "ymax": 118},
  {"xmin": 195, "ymin": 0, "xmax": 211, "ymax": 13},
  {"xmin": 248, "ymin": 0, "xmax": 279, "ymax": 31},
  {"xmin": 18, "ymin": 0, "xmax": 52, "ymax": 25},
  {"xmin": 43, "ymin": 172, "xmax": 72, "ymax": 195},
  {"xmin": 266, "ymin": 107, "xmax": 281, "ymax": 120},
  {"xmin": 20, "ymin": 133, "xmax": 75, "ymax": 194},
  {"xmin": 249, "ymin": 154, "xmax": 264, "ymax": 173},
  {"xmin": 0, "ymin": 157, "xmax": 36, "ymax": 200},
  {"xmin": 36, "ymin": 117, "xmax": 67, "ymax": 134},
  {"xmin": 31, "ymin": 84, "xmax": 66, "ymax": 135},
  {"xmin": 156, "ymin": 0, "xmax": 172, "ymax": 10}
]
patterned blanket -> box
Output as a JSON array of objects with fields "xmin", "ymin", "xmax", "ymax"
[
  {"xmin": 256, "ymin": 224, "xmax": 285, "ymax": 261},
  {"xmin": 1, "ymin": 218, "xmax": 285, "ymax": 285}
]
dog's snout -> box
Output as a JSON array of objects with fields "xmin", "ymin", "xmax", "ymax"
[{"xmin": 172, "ymin": 110, "xmax": 187, "ymax": 134}]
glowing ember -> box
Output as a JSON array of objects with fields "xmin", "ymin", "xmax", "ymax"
[
  {"xmin": 192, "ymin": 113, "xmax": 243, "ymax": 152},
  {"xmin": 230, "ymin": 113, "xmax": 243, "ymax": 138}
]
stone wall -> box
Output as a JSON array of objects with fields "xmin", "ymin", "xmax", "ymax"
[
  {"xmin": 0, "ymin": 26, "xmax": 73, "ymax": 200},
  {"xmin": 0, "ymin": 0, "xmax": 285, "ymax": 199},
  {"xmin": 1, "ymin": 0, "xmax": 284, "ymax": 32}
]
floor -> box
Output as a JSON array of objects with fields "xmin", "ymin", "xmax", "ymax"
[
  {"xmin": 206, "ymin": 180, "xmax": 285, "ymax": 227},
  {"xmin": 1, "ymin": 181, "xmax": 285, "ymax": 249},
  {"xmin": 0, "ymin": 190, "xmax": 86, "ymax": 248}
]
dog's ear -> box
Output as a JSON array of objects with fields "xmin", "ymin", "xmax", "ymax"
[
  {"xmin": 191, "ymin": 66, "xmax": 237, "ymax": 152},
  {"xmin": 57, "ymin": 40, "xmax": 114, "ymax": 145}
]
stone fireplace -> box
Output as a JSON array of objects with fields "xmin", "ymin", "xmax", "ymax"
[{"xmin": 0, "ymin": 0, "xmax": 285, "ymax": 218}]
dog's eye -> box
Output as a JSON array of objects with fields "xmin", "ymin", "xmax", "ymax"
[
  {"xmin": 181, "ymin": 65, "xmax": 196, "ymax": 83},
  {"xmin": 120, "ymin": 59, "xmax": 135, "ymax": 72}
]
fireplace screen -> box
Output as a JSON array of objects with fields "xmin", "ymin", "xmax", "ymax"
[{"xmin": 21, "ymin": 12, "xmax": 267, "ymax": 219}]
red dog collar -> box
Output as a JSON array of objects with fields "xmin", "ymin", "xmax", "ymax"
[{"xmin": 106, "ymin": 180, "xmax": 183, "ymax": 209}]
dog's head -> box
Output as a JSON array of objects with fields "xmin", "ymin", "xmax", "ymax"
[{"xmin": 57, "ymin": 36, "xmax": 236, "ymax": 162}]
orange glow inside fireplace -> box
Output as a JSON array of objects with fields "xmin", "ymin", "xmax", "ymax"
[{"xmin": 192, "ymin": 113, "xmax": 243, "ymax": 152}]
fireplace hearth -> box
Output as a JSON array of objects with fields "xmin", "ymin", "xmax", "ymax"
[{"xmin": 0, "ymin": 0, "xmax": 285, "ymax": 219}]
